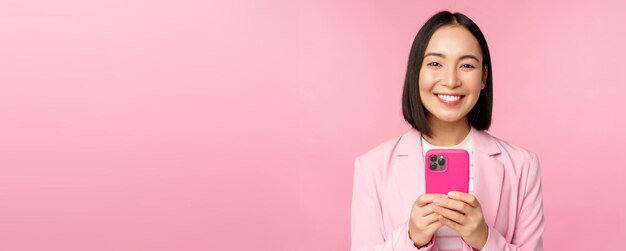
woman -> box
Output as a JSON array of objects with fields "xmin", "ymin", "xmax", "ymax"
[{"xmin": 350, "ymin": 11, "xmax": 545, "ymax": 251}]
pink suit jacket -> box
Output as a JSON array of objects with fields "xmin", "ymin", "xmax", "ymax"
[{"xmin": 351, "ymin": 127, "xmax": 544, "ymax": 251}]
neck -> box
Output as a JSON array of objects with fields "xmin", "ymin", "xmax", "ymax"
[{"xmin": 422, "ymin": 115, "xmax": 471, "ymax": 146}]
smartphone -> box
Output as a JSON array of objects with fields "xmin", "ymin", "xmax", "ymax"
[{"xmin": 425, "ymin": 149, "xmax": 469, "ymax": 194}]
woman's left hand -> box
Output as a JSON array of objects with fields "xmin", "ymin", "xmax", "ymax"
[{"xmin": 431, "ymin": 191, "xmax": 489, "ymax": 250}]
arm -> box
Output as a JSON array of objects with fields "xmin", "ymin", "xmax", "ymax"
[
  {"xmin": 350, "ymin": 157, "xmax": 435, "ymax": 251},
  {"xmin": 481, "ymin": 153, "xmax": 545, "ymax": 251}
]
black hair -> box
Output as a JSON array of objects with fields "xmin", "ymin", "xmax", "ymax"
[{"xmin": 401, "ymin": 11, "xmax": 493, "ymax": 136}]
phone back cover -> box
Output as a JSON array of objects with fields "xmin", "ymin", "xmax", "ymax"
[{"xmin": 425, "ymin": 149, "xmax": 469, "ymax": 194}]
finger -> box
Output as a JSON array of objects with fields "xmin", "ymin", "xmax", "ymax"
[
  {"xmin": 412, "ymin": 212, "xmax": 440, "ymax": 230},
  {"xmin": 421, "ymin": 212, "xmax": 440, "ymax": 225},
  {"xmin": 426, "ymin": 219, "xmax": 443, "ymax": 233},
  {"xmin": 433, "ymin": 196, "xmax": 470, "ymax": 214},
  {"xmin": 415, "ymin": 203, "xmax": 433, "ymax": 217},
  {"xmin": 415, "ymin": 202, "xmax": 440, "ymax": 217},
  {"xmin": 414, "ymin": 193, "xmax": 446, "ymax": 207},
  {"xmin": 432, "ymin": 205, "xmax": 466, "ymax": 224},
  {"xmin": 438, "ymin": 214, "xmax": 462, "ymax": 233},
  {"xmin": 447, "ymin": 191, "xmax": 480, "ymax": 208}
]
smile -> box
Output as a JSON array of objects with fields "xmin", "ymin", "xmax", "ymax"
[{"xmin": 436, "ymin": 94, "xmax": 464, "ymax": 105}]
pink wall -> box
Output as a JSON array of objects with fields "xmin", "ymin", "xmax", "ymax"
[{"xmin": 1, "ymin": 0, "xmax": 624, "ymax": 250}]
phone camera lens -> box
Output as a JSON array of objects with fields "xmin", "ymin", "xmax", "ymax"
[
  {"xmin": 429, "ymin": 155, "xmax": 438, "ymax": 162},
  {"xmin": 429, "ymin": 162, "xmax": 437, "ymax": 170},
  {"xmin": 438, "ymin": 158, "xmax": 446, "ymax": 166}
]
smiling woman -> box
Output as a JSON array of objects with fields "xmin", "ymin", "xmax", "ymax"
[
  {"xmin": 351, "ymin": 11, "xmax": 544, "ymax": 251},
  {"xmin": 417, "ymin": 25, "xmax": 489, "ymax": 145},
  {"xmin": 402, "ymin": 12, "xmax": 493, "ymax": 141}
]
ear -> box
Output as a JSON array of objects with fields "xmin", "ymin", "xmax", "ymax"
[{"xmin": 481, "ymin": 65, "xmax": 489, "ymax": 90}]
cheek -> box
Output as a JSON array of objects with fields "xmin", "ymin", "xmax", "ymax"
[
  {"xmin": 460, "ymin": 72, "xmax": 484, "ymax": 93},
  {"xmin": 418, "ymin": 70, "xmax": 437, "ymax": 91}
]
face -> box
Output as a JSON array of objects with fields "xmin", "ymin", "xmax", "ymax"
[{"xmin": 418, "ymin": 25, "xmax": 488, "ymax": 125}]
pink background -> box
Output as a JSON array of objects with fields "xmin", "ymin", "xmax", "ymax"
[{"xmin": 1, "ymin": 0, "xmax": 625, "ymax": 250}]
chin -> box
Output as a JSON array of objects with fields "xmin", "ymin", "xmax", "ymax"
[{"xmin": 432, "ymin": 113, "xmax": 467, "ymax": 123}]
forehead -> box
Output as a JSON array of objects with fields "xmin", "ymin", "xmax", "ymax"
[{"xmin": 425, "ymin": 25, "xmax": 482, "ymax": 57}]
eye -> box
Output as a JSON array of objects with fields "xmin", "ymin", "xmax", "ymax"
[
  {"xmin": 461, "ymin": 64, "xmax": 475, "ymax": 68},
  {"xmin": 427, "ymin": 62, "xmax": 442, "ymax": 67}
]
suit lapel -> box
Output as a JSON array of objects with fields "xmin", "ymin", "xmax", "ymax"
[
  {"xmin": 392, "ymin": 129, "xmax": 424, "ymax": 212},
  {"xmin": 471, "ymin": 128, "xmax": 504, "ymax": 227},
  {"xmin": 393, "ymin": 127, "xmax": 504, "ymax": 227}
]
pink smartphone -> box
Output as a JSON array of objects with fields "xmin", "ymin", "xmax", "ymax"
[{"xmin": 425, "ymin": 149, "xmax": 469, "ymax": 194}]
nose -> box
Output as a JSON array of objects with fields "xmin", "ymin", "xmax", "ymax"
[{"xmin": 442, "ymin": 66, "xmax": 461, "ymax": 88}]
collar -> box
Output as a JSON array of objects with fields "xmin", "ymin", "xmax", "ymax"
[{"xmin": 394, "ymin": 126, "xmax": 501, "ymax": 158}]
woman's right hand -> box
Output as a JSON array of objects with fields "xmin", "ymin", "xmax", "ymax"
[{"xmin": 408, "ymin": 194, "xmax": 445, "ymax": 247}]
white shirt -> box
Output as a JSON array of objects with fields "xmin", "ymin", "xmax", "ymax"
[{"xmin": 420, "ymin": 130, "xmax": 474, "ymax": 250}]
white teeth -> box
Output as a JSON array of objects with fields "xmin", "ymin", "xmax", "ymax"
[{"xmin": 437, "ymin": 94, "xmax": 461, "ymax": 102}]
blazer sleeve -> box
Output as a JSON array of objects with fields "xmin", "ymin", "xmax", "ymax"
[
  {"xmin": 351, "ymin": 157, "xmax": 435, "ymax": 251},
  {"xmin": 481, "ymin": 152, "xmax": 545, "ymax": 251}
]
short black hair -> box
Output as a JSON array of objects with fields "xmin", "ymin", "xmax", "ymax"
[{"xmin": 402, "ymin": 11, "xmax": 493, "ymax": 136}]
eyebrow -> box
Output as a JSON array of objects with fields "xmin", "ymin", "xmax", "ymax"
[{"xmin": 424, "ymin": 52, "xmax": 481, "ymax": 62}]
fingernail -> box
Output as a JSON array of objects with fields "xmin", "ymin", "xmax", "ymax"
[{"xmin": 448, "ymin": 191, "xmax": 456, "ymax": 197}]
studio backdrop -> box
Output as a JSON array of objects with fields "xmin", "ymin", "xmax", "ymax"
[{"xmin": 1, "ymin": 0, "xmax": 625, "ymax": 250}]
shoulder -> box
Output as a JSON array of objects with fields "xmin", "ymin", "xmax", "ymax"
[
  {"xmin": 476, "ymin": 130, "xmax": 540, "ymax": 171},
  {"xmin": 353, "ymin": 130, "xmax": 415, "ymax": 172},
  {"xmin": 478, "ymin": 131, "xmax": 544, "ymax": 201},
  {"xmin": 490, "ymin": 132, "xmax": 537, "ymax": 161},
  {"xmin": 355, "ymin": 132, "xmax": 404, "ymax": 164}
]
